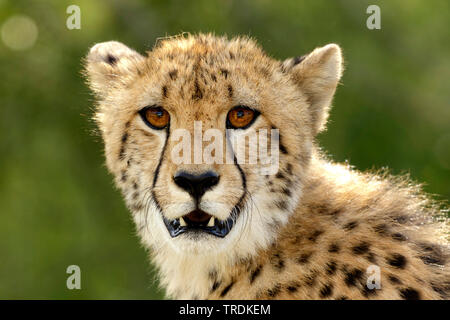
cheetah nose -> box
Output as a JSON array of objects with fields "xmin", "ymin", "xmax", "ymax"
[{"xmin": 173, "ymin": 171, "xmax": 220, "ymax": 201}]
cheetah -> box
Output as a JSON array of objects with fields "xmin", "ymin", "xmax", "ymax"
[{"xmin": 84, "ymin": 34, "xmax": 449, "ymax": 300}]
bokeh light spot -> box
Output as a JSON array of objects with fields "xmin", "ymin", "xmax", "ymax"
[{"xmin": 1, "ymin": 15, "xmax": 38, "ymax": 51}]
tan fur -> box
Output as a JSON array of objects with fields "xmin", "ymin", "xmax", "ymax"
[{"xmin": 84, "ymin": 34, "xmax": 449, "ymax": 300}]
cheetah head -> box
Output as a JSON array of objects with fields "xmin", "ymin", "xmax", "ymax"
[{"xmin": 84, "ymin": 34, "xmax": 342, "ymax": 260}]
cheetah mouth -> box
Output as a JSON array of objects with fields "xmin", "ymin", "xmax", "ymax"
[{"xmin": 163, "ymin": 209, "xmax": 236, "ymax": 238}]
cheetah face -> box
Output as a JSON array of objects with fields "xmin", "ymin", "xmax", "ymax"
[{"xmin": 85, "ymin": 35, "xmax": 342, "ymax": 256}]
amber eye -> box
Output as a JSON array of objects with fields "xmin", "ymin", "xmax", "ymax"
[
  {"xmin": 227, "ymin": 106, "xmax": 259, "ymax": 129},
  {"xmin": 139, "ymin": 106, "xmax": 170, "ymax": 130}
]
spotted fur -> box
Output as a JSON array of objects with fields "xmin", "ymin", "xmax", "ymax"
[{"xmin": 84, "ymin": 34, "xmax": 449, "ymax": 300}]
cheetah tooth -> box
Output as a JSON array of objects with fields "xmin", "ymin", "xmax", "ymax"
[
  {"xmin": 179, "ymin": 217, "xmax": 187, "ymax": 227},
  {"xmin": 207, "ymin": 217, "xmax": 215, "ymax": 227}
]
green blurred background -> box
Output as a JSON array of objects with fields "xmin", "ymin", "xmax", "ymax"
[{"xmin": 0, "ymin": 0, "xmax": 449, "ymax": 299}]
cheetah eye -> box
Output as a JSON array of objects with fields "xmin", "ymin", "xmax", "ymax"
[
  {"xmin": 226, "ymin": 106, "xmax": 259, "ymax": 129},
  {"xmin": 139, "ymin": 106, "xmax": 170, "ymax": 130}
]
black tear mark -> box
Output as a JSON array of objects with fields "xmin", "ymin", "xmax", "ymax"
[
  {"xmin": 220, "ymin": 280, "xmax": 235, "ymax": 297},
  {"xmin": 210, "ymin": 280, "xmax": 221, "ymax": 293},
  {"xmin": 352, "ymin": 242, "xmax": 370, "ymax": 255},
  {"xmin": 387, "ymin": 253, "xmax": 407, "ymax": 269},
  {"xmin": 319, "ymin": 283, "xmax": 333, "ymax": 298},
  {"xmin": 249, "ymin": 265, "xmax": 262, "ymax": 284},
  {"xmin": 399, "ymin": 288, "xmax": 421, "ymax": 300},
  {"xmin": 169, "ymin": 69, "xmax": 178, "ymax": 80},
  {"xmin": 106, "ymin": 54, "xmax": 117, "ymax": 65}
]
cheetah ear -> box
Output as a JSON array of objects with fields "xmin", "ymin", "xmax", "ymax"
[
  {"xmin": 84, "ymin": 41, "xmax": 145, "ymax": 98},
  {"xmin": 283, "ymin": 44, "xmax": 343, "ymax": 135}
]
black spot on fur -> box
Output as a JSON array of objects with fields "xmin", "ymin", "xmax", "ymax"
[
  {"xmin": 281, "ymin": 188, "xmax": 291, "ymax": 197},
  {"xmin": 133, "ymin": 181, "xmax": 138, "ymax": 190},
  {"xmin": 361, "ymin": 285, "xmax": 378, "ymax": 298},
  {"xmin": 326, "ymin": 261, "xmax": 337, "ymax": 275},
  {"xmin": 229, "ymin": 51, "xmax": 235, "ymax": 59},
  {"xmin": 304, "ymin": 272, "xmax": 318, "ymax": 287},
  {"xmin": 106, "ymin": 54, "xmax": 117, "ymax": 65},
  {"xmin": 220, "ymin": 281, "xmax": 234, "ymax": 297},
  {"xmin": 274, "ymin": 200, "xmax": 288, "ymax": 210},
  {"xmin": 267, "ymin": 284, "xmax": 282, "ymax": 297},
  {"xmin": 250, "ymin": 265, "xmax": 262, "ymax": 284},
  {"xmin": 121, "ymin": 132, "xmax": 129, "ymax": 143},
  {"xmin": 392, "ymin": 233, "xmax": 407, "ymax": 241},
  {"xmin": 352, "ymin": 242, "xmax": 370, "ymax": 255},
  {"xmin": 399, "ymin": 288, "xmax": 421, "ymax": 300},
  {"xmin": 417, "ymin": 242, "xmax": 446, "ymax": 266},
  {"xmin": 192, "ymin": 80, "xmax": 203, "ymax": 100},
  {"xmin": 308, "ymin": 230, "xmax": 324, "ymax": 242},
  {"xmin": 118, "ymin": 146, "xmax": 126, "ymax": 160},
  {"xmin": 297, "ymin": 252, "xmax": 312, "ymax": 264},
  {"xmin": 132, "ymin": 191, "xmax": 139, "ymax": 200},
  {"xmin": 388, "ymin": 275, "xmax": 402, "ymax": 284},
  {"xmin": 374, "ymin": 224, "xmax": 389, "ymax": 236},
  {"xmin": 162, "ymin": 85, "xmax": 168, "ymax": 98},
  {"xmin": 366, "ymin": 252, "xmax": 377, "ymax": 264},
  {"xmin": 344, "ymin": 268, "xmax": 363, "ymax": 287},
  {"xmin": 287, "ymin": 282, "xmax": 300, "ymax": 293},
  {"xmin": 279, "ymin": 143, "xmax": 288, "ymax": 154},
  {"xmin": 120, "ymin": 170, "xmax": 127, "ymax": 183},
  {"xmin": 227, "ymin": 84, "xmax": 233, "ymax": 98},
  {"xmin": 220, "ymin": 69, "xmax": 229, "ymax": 79},
  {"xmin": 328, "ymin": 243, "xmax": 340, "ymax": 253},
  {"xmin": 337, "ymin": 295, "xmax": 348, "ymax": 300},
  {"xmin": 319, "ymin": 284, "xmax": 333, "ymax": 298},
  {"xmin": 344, "ymin": 221, "xmax": 358, "ymax": 231},
  {"xmin": 276, "ymin": 172, "xmax": 285, "ymax": 180},
  {"xmin": 169, "ymin": 69, "xmax": 178, "ymax": 80},
  {"xmin": 387, "ymin": 253, "xmax": 407, "ymax": 269},
  {"xmin": 286, "ymin": 163, "xmax": 293, "ymax": 175},
  {"xmin": 271, "ymin": 253, "xmax": 285, "ymax": 271}
]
